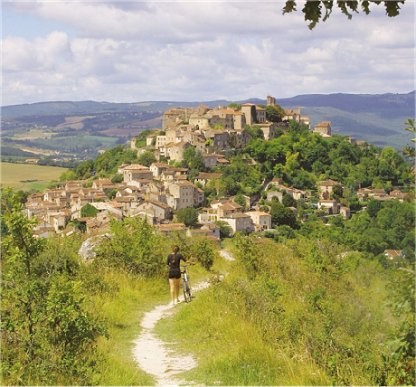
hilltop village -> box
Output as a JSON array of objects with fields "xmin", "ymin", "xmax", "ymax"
[{"xmin": 24, "ymin": 96, "xmax": 409, "ymax": 241}]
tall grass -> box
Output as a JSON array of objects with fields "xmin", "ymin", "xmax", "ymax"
[
  {"xmin": 155, "ymin": 238, "xmax": 397, "ymax": 386},
  {"xmin": 90, "ymin": 269, "xmax": 167, "ymax": 385}
]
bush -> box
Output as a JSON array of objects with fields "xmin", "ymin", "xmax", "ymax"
[
  {"xmin": 193, "ymin": 239, "xmax": 215, "ymax": 270},
  {"xmin": 95, "ymin": 217, "xmax": 165, "ymax": 276},
  {"xmin": 176, "ymin": 207, "xmax": 199, "ymax": 227}
]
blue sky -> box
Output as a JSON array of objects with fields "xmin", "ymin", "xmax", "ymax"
[{"xmin": 2, "ymin": 1, "xmax": 415, "ymax": 106}]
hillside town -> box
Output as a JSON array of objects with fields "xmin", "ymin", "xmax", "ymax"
[{"xmin": 24, "ymin": 96, "xmax": 409, "ymax": 241}]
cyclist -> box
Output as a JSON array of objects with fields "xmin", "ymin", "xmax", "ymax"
[{"xmin": 167, "ymin": 245, "xmax": 187, "ymax": 305}]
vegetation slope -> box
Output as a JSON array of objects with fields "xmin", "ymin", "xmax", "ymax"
[{"xmin": 1, "ymin": 118, "xmax": 414, "ymax": 386}]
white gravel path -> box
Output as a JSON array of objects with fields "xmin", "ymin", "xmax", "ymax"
[{"xmin": 132, "ymin": 250, "xmax": 233, "ymax": 386}]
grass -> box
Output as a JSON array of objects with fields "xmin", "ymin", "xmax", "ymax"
[
  {"xmin": 0, "ymin": 162, "xmax": 68, "ymax": 191},
  {"xmin": 155, "ymin": 276, "xmax": 328, "ymax": 385},
  {"xmin": 92, "ymin": 245, "xmax": 238, "ymax": 386},
  {"xmin": 92, "ymin": 270, "xmax": 169, "ymax": 385},
  {"xmin": 154, "ymin": 245, "xmax": 328, "ymax": 385},
  {"xmin": 152, "ymin": 238, "xmax": 396, "ymax": 386}
]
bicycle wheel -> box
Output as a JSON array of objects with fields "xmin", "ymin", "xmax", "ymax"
[
  {"xmin": 186, "ymin": 277, "xmax": 192, "ymax": 300},
  {"xmin": 182, "ymin": 278, "xmax": 191, "ymax": 303}
]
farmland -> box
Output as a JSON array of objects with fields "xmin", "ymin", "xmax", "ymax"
[{"xmin": 0, "ymin": 162, "xmax": 68, "ymax": 191}]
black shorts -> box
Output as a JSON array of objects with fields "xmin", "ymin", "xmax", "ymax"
[{"xmin": 169, "ymin": 270, "xmax": 181, "ymax": 279}]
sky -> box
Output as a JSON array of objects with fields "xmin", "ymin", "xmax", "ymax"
[{"xmin": 2, "ymin": 0, "xmax": 415, "ymax": 106}]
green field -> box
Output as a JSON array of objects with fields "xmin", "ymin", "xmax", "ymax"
[{"xmin": 0, "ymin": 162, "xmax": 68, "ymax": 191}]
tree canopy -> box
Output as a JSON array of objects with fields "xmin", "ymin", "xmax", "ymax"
[{"xmin": 282, "ymin": 1, "xmax": 406, "ymax": 29}]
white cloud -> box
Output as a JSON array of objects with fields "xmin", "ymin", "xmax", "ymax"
[{"xmin": 2, "ymin": 1, "xmax": 415, "ymax": 105}]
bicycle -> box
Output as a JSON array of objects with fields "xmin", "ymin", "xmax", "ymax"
[{"xmin": 181, "ymin": 264, "xmax": 193, "ymax": 303}]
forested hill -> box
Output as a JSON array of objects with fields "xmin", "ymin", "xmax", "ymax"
[
  {"xmin": 277, "ymin": 91, "xmax": 415, "ymax": 148},
  {"xmin": 2, "ymin": 91, "xmax": 414, "ymax": 148}
]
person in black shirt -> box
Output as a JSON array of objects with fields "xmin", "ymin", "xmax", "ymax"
[{"xmin": 167, "ymin": 245, "xmax": 187, "ymax": 305}]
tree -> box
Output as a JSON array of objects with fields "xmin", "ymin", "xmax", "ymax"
[
  {"xmin": 138, "ymin": 151, "xmax": 156, "ymax": 167},
  {"xmin": 265, "ymin": 104, "xmax": 285, "ymax": 122},
  {"xmin": 367, "ymin": 199, "xmax": 383, "ymax": 218},
  {"xmin": 80, "ymin": 203, "xmax": 99, "ymax": 218},
  {"xmin": 384, "ymin": 267, "xmax": 415, "ymax": 385},
  {"xmin": 182, "ymin": 146, "xmax": 205, "ymax": 175},
  {"xmin": 216, "ymin": 220, "xmax": 232, "ymax": 238},
  {"xmin": 193, "ymin": 239, "xmax": 215, "ymax": 270},
  {"xmin": 282, "ymin": 1, "xmax": 405, "ymax": 30},
  {"xmin": 176, "ymin": 207, "xmax": 199, "ymax": 228},
  {"xmin": 111, "ymin": 173, "xmax": 123, "ymax": 183},
  {"xmin": 402, "ymin": 118, "xmax": 415, "ymax": 159},
  {"xmin": 270, "ymin": 201, "xmax": 298, "ymax": 228},
  {"xmin": 96, "ymin": 217, "xmax": 164, "ymax": 275},
  {"xmin": 1, "ymin": 196, "xmax": 105, "ymax": 384},
  {"xmin": 75, "ymin": 159, "xmax": 94, "ymax": 179},
  {"xmin": 234, "ymin": 193, "xmax": 247, "ymax": 210},
  {"xmin": 282, "ymin": 191, "xmax": 297, "ymax": 207},
  {"xmin": 245, "ymin": 125, "xmax": 264, "ymax": 140},
  {"xmin": 228, "ymin": 102, "xmax": 241, "ymax": 110},
  {"xmin": 135, "ymin": 129, "xmax": 154, "ymax": 148}
]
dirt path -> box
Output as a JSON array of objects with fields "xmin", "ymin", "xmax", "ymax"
[
  {"xmin": 132, "ymin": 281, "xmax": 209, "ymax": 386},
  {"xmin": 132, "ymin": 249, "xmax": 234, "ymax": 386}
]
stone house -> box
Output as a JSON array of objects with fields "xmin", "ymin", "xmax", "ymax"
[
  {"xmin": 159, "ymin": 168, "xmax": 188, "ymax": 183},
  {"xmin": 220, "ymin": 213, "xmax": 255, "ymax": 235},
  {"xmin": 137, "ymin": 200, "xmax": 172, "ymax": 223},
  {"xmin": 122, "ymin": 164, "xmax": 153, "ymax": 183},
  {"xmin": 267, "ymin": 181, "xmax": 306, "ymax": 202},
  {"xmin": 202, "ymin": 153, "xmax": 229, "ymax": 169},
  {"xmin": 163, "ymin": 142, "xmax": 191, "ymax": 162},
  {"xmin": 92, "ymin": 179, "xmax": 115, "ymax": 190},
  {"xmin": 357, "ymin": 188, "xmax": 390, "ymax": 201},
  {"xmin": 267, "ymin": 95, "xmax": 276, "ymax": 106},
  {"xmin": 146, "ymin": 135, "xmax": 157, "ymax": 147},
  {"xmin": 255, "ymin": 107, "xmax": 266, "ymax": 123},
  {"xmin": 285, "ymin": 187, "xmax": 306, "ymax": 201},
  {"xmin": 166, "ymin": 180, "xmax": 201, "ymax": 210},
  {"xmin": 227, "ymin": 129, "xmax": 250, "ymax": 148},
  {"xmin": 318, "ymin": 179, "xmax": 340, "ymax": 200},
  {"xmin": 150, "ymin": 162, "xmax": 171, "ymax": 178},
  {"xmin": 283, "ymin": 108, "xmax": 301, "ymax": 122},
  {"xmin": 203, "ymin": 130, "xmax": 229, "ymax": 151},
  {"xmin": 211, "ymin": 200, "xmax": 242, "ymax": 218},
  {"xmin": 187, "ymin": 224, "xmax": 220, "ymax": 241},
  {"xmin": 64, "ymin": 180, "xmax": 84, "ymax": 191},
  {"xmin": 155, "ymin": 135, "xmax": 168, "ymax": 148},
  {"xmin": 256, "ymin": 123, "xmax": 277, "ymax": 140},
  {"xmin": 245, "ymin": 211, "xmax": 271, "ymax": 231},
  {"xmin": 46, "ymin": 209, "xmax": 71, "ymax": 233},
  {"xmin": 43, "ymin": 189, "xmax": 69, "ymax": 207},
  {"xmin": 232, "ymin": 112, "xmax": 246, "ymax": 130},
  {"xmin": 198, "ymin": 207, "xmax": 220, "ymax": 224},
  {"xmin": 155, "ymin": 223, "xmax": 187, "ymax": 236},
  {"xmin": 339, "ymin": 206, "xmax": 351, "ymax": 219},
  {"xmin": 189, "ymin": 114, "xmax": 210, "ymax": 130},
  {"xmin": 241, "ymin": 104, "xmax": 257, "ymax": 125},
  {"xmin": 162, "ymin": 108, "xmax": 194, "ymax": 130},
  {"xmin": 206, "ymin": 109, "xmax": 235, "ymax": 129},
  {"xmin": 194, "ymin": 187, "xmax": 204, "ymax": 206},
  {"xmin": 89, "ymin": 202, "xmax": 124, "ymax": 219},
  {"xmin": 165, "ymin": 129, "xmax": 183, "ymax": 144},
  {"xmin": 318, "ymin": 199, "xmax": 339, "ymax": 214},
  {"xmin": 314, "ymin": 121, "xmax": 332, "ymax": 137},
  {"xmin": 194, "ymin": 172, "xmax": 222, "ymax": 187},
  {"xmin": 267, "ymin": 190, "xmax": 284, "ymax": 203}
]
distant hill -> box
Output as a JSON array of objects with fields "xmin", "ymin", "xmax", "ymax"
[
  {"xmin": 1, "ymin": 100, "xmax": 230, "ymax": 119},
  {"xmin": 2, "ymin": 92, "xmax": 414, "ymax": 152},
  {"xmin": 276, "ymin": 91, "xmax": 415, "ymax": 148}
]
